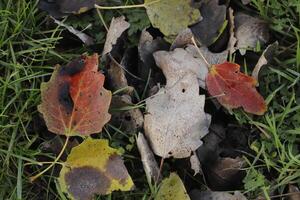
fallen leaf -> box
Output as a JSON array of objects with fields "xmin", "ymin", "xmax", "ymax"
[
  {"xmin": 190, "ymin": 0, "xmax": 227, "ymax": 46},
  {"xmin": 228, "ymin": 8, "xmax": 237, "ymax": 55},
  {"xmin": 155, "ymin": 173, "xmax": 190, "ymax": 200},
  {"xmin": 235, "ymin": 13, "xmax": 269, "ymax": 55},
  {"xmin": 38, "ymin": 54, "xmax": 111, "ymax": 136},
  {"xmin": 138, "ymin": 29, "xmax": 169, "ymax": 80},
  {"xmin": 206, "ymin": 62, "xmax": 267, "ymax": 115},
  {"xmin": 153, "ymin": 47, "xmax": 210, "ymax": 89},
  {"xmin": 189, "ymin": 190, "xmax": 247, "ymax": 200},
  {"xmin": 103, "ymin": 16, "xmax": 130, "ymax": 56},
  {"xmin": 110, "ymin": 95, "xmax": 144, "ymax": 134},
  {"xmin": 38, "ymin": 0, "xmax": 117, "ymax": 17},
  {"xmin": 52, "ymin": 17, "xmax": 94, "ymax": 46},
  {"xmin": 144, "ymin": 52, "xmax": 211, "ymax": 158},
  {"xmin": 107, "ymin": 60, "xmax": 134, "ymax": 95},
  {"xmin": 186, "ymin": 45, "xmax": 228, "ymax": 68},
  {"xmin": 241, "ymin": 0, "xmax": 251, "ymax": 5},
  {"xmin": 252, "ymin": 42, "xmax": 278, "ymax": 81},
  {"xmin": 59, "ymin": 138, "xmax": 134, "ymax": 200},
  {"xmin": 137, "ymin": 132, "xmax": 161, "ymax": 184},
  {"xmin": 288, "ymin": 184, "xmax": 300, "ymax": 200},
  {"xmin": 145, "ymin": 0, "xmax": 201, "ymax": 41},
  {"xmin": 170, "ymin": 28, "xmax": 194, "ymax": 50}
]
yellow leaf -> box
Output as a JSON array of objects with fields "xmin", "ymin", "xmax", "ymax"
[
  {"xmin": 155, "ymin": 173, "xmax": 190, "ymax": 200},
  {"xmin": 145, "ymin": 0, "xmax": 201, "ymax": 41},
  {"xmin": 59, "ymin": 138, "xmax": 134, "ymax": 200}
]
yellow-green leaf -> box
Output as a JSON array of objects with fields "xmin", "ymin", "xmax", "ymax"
[
  {"xmin": 155, "ymin": 173, "xmax": 190, "ymax": 200},
  {"xmin": 58, "ymin": 138, "xmax": 134, "ymax": 200},
  {"xmin": 145, "ymin": 0, "xmax": 201, "ymax": 41}
]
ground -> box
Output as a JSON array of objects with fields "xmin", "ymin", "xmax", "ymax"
[{"xmin": 0, "ymin": 0, "xmax": 299, "ymax": 199}]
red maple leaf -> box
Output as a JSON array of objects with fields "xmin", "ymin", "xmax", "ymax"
[
  {"xmin": 206, "ymin": 62, "xmax": 267, "ymax": 115},
  {"xmin": 38, "ymin": 54, "xmax": 111, "ymax": 136}
]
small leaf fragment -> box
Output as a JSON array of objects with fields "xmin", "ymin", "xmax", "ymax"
[
  {"xmin": 252, "ymin": 41, "xmax": 278, "ymax": 81},
  {"xmin": 38, "ymin": 54, "xmax": 111, "ymax": 136},
  {"xmin": 137, "ymin": 132, "xmax": 161, "ymax": 184},
  {"xmin": 206, "ymin": 62, "xmax": 267, "ymax": 115},
  {"xmin": 145, "ymin": 0, "xmax": 201, "ymax": 40},
  {"xmin": 155, "ymin": 173, "xmax": 190, "ymax": 200},
  {"xmin": 103, "ymin": 16, "xmax": 130, "ymax": 56},
  {"xmin": 59, "ymin": 138, "xmax": 134, "ymax": 200}
]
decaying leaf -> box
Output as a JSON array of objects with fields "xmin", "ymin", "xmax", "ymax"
[
  {"xmin": 138, "ymin": 29, "xmax": 169, "ymax": 80},
  {"xmin": 107, "ymin": 60, "xmax": 134, "ymax": 95},
  {"xmin": 252, "ymin": 41, "xmax": 278, "ymax": 81},
  {"xmin": 38, "ymin": 54, "xmax": 111, "ymax": 136},
  {"xmin": 170, "ymin": 28, "xmax": 194, "ymax": 50},
  {"xmin": 241, "ymin": 0, "xmax": 251, "ymax": 5},
  {"xmin": 144, "ymin": 0, "xmax": 201, "ymax": 41},
  {"xmin": 235, "ymin": 13, "xmax": 269, "ymax": 55},
  {"xmin": 190, "ymin": 153, "xmax": 201, "ymax": 175},
  {"xmin": 155, "ymin": 173, "xmax": 190, "ymax": 200},
  {"xmin": 211, "ymin": 157, "xmax": 245, "ymax": 184},
  {"xmin": 228, "ymin": 8, "xmax": 237, "ymax": 55},
  {"xmin": 189, "ymin": 190, "xmax": 247, "ymax": 200},
  {"xmin": 206, "ymin": 62, "xmax": 267, "ymax": 115},
  {"xmin": 110, "ymin": 95, "xmax": 144, "ymax": 134},
  {"xmin": 144, "ymin": 50, "xmax": 211, "ymax": 158},
  {"xmin": 38, "ymin": 0, "xmax": 118, "ymax": 18},
  {"xmin": 59, "ymin": 138, "xmax": 134, "ymax": 200},
  {"xmin": 52, "ymin": 17, "xmax": 94, "ymax": 46},
  {"xmin": 137, "ymin": 133, "xmax": 160, "ymax": 184},
  {"xmin": 288, "ymin": 184, "xmax": 300, "ymax": 200},
  {"xmin": 103, "ymin": 16, "xmax": 130, "ymax": 56},
  {"xmin": 191, "ymin": 0, "xmax": 227, "ymax": 46}
]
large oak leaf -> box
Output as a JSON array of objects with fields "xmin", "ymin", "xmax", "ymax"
[
  {"xmin": 206, "ymin": 62, "xmax": 267, "ymax": 115},
  {"xmin": 38, "ymin": 54, "xmax": 111, "ymax": 136}
]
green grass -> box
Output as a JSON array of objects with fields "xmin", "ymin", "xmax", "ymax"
[
  {"xmin": 234, "ymin": 0, "xmax": 300, "ymax": 199},
  {"xmin": 0, "ymin": 0, "xmax": 71, "ymax": 198},
  {"xmin": 0, "ymin": 0, "xmax": 299, "ymax": 199}
]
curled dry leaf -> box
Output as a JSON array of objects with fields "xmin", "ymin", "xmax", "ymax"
[
  {"xmin": 235, "ymin": 13, "xmax": 269, "ymax": 55},
  {"xmin": 136, "ymin": 132, "xmax": 160, "ymax": 184},
  {"xmin": 206, "ymin": 62, "xmax": 267, "ymax": 115},
  {"xmin": 38, "ymin": 54, "xmax": 111, "ymax": 136},
  {"xmin": 144, "ymin": 49, "xmax": 211, "ymax": 158},
  {"xmin": 155, "ymin": 173, "xmax": 190, "ymax": 200},
  {"xmin": 252, "ymin": 41, "xmax": 278, "ymax": 82},
  {"xmin": 103, "ymin": 16, "xmax": 130, "ymax": 56},
  {"xmin": 144, "ymin": 0, "xmax": 201, "ymax": 41},
  {"xmin": 190, "ymin": 0, "xmax": 227, "ymax": 46},
  {"xmin": 59, "ymin": 138, "xmax": 134, "ymax": 200}
]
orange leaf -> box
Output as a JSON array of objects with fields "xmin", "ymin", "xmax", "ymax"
[
  {"xmin": 206, "ymin": 62, "xmax": 267, "ymax": 115},
  {"xmin": 38, "ymin": 54, "xmax": 111, "ymax": 136}
]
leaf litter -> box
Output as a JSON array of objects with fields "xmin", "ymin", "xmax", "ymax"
[{"xmin": 32, "ymin": 1, "xmax": 280, "ymax": 199}]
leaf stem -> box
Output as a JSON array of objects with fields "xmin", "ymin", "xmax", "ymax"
[
  {"xmin": 191, "ymin": 37, "xmax": 211, "ymax": 68},
  {"xmin": 29, "ymin": 136, "xmax": 70, "ymax": 182}
]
